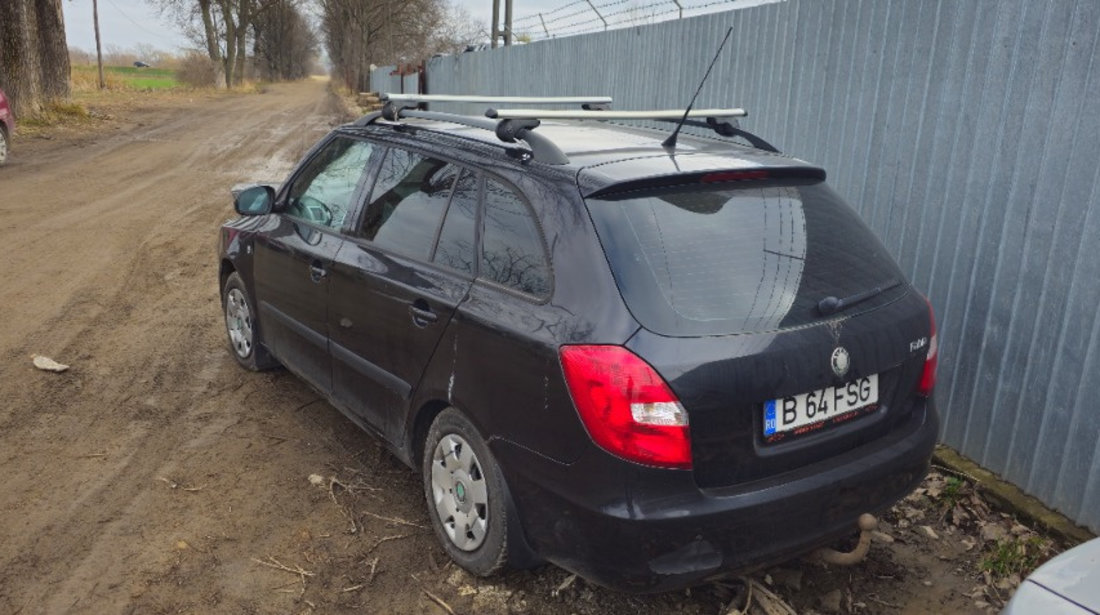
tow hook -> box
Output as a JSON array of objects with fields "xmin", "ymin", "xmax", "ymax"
[{"xmin": 811, "ymin": 513, "xmax": 878, "ymax": 566}]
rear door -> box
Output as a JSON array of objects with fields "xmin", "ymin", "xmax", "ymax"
[
  {"xmin": 328, "ymin": 148, "xmax": 479, "ymax": 441},
  {"xmin": 253, "ymin": 135, "xmax": 376, "ymax": 390}
]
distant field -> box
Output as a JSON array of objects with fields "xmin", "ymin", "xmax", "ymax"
[{"xmin": 72, "ymin": 65, "xmax": 179, "ymax": 90}]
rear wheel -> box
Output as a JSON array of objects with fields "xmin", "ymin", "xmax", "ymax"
[
  {"xmin": 0, "ymin": 127, "xmax": 9, "ymax": 165},
  {"xmin": 222, "ymin": 271, "xmax": 277, "ymax": 371},
  {"xmin": 423, "ymin": 408, "xmax": 512, "ymax": 576}
]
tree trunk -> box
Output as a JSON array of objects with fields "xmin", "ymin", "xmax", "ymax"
[
  {"xmin": 233, "ymin": 0, "xmax": 251, "ymax": 85},
  {"xmin": 219, "ymin": 0, "xmax": 237, "ymax": 88},
  {"xmin": 198, "ymin": 0, "xmax": 226, "ymax": 88},
  {"xmin": 0, "ymin": 0, "xmax": 43, "ymax": 116},
  {"xmin": 34, "ymin": 0, "xmax": 71, "ymax": 101}
]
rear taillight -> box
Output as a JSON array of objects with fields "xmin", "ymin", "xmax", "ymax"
[
  {"xmin": 918, "ymin": 297, "xmax": 938, "ymax": 397},
  {"xmin": 559, "ymin": 345, "xmax": 691, "ymax": 470}
]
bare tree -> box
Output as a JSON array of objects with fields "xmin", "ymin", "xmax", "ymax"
[
  {"xmin": 318, "ymin": 0, "xmax": 485, "ymax": 92},
  {"xmin": 427, "ymin": 3, "xmax": 486, "ymax": 56},
  {"xmin": 0, "ymin": 0, "xmax": 71, "ymax": 115},
  {"xmin": 153, "ymin": 0, "xmax": 284, "ymax": 88},
  {"xmin": 133, "ymin": 43, "xmax": 164, "ymax": 65},
  {"xmin": 253, "ymin": 0, "xmax": 317, "ymax": 80}
]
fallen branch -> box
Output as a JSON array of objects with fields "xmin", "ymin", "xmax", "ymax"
[
  {"xmin": 368, "ymin": 534, "xmax": 411, "ymax": 553},
  {"xmin": 367, "ymin": 557, "xmax": 379, "ymax": 583},
  {"xmin": 552, "ymin": 573, "xmax": 577, "ymax": 597},
  {"xmin": 869, "ymin": 595, "xmax": 902, "ymax": 609},
  {"xmin": 723, "ymin": 577, "xmax": 753, "ymax": 615},
  {"xmin": 424, "ymin": 589, "xmax": 456, "ymax": 615},
  {"xmin": 737, "ymin": 577, "xmax": 797, "ymax": 615},
  {"xmin": 362, "ymin": 511, "xmax": 426, "ymax": 529},
  {"xmin": 251, "ymin": 556, "xmax": 315, "ymax": 578}
]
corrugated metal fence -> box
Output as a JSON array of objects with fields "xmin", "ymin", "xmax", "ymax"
[
  {"xmin": 377, "ymin": 0, "xmax": 1100, "ymax": 534},
  {"xmin": 368, "ymin": 66, "xmax": 418, "ymax": 96}
]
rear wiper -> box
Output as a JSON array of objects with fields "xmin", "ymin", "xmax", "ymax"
[{"xmin": 817, "ymin": 279, "xmax": 901, "ymax": 316}]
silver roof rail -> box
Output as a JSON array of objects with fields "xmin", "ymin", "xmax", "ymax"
[
  {"xmin": 382, "ymin": 93, "xmax": 612, "ymax": 106},
  {"xmin": 362, "ymin": 105, "xmax": 570, "ymax": 165},
  {"xmin": 353, "ymin": 98, "xmax": 773, "ymax": 165},
  {"xmin": 485, "ymin": 108, "xmax": 747, "ymax": 120}
]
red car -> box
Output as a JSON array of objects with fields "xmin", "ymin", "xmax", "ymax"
[{"xmin": 0, "ymin": 88, "xmax": 14, "ymax": 165}]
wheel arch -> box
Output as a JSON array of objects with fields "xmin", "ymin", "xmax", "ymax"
[
  {"xmin": 219, "ymin": 259, "xmax": 236, "ymax": 296},
  {"xmin": 408, "ymin": 398, "xmax": 451, "ymax": 466},
  {"xmin": 0, "ymin": 123, "xmax": 9, "ymax": 163}
]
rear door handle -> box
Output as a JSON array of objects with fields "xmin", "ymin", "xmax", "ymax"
[
  {"xmin": 309, "ymin": 260, "xmax": 327, "ymax": 283},
  {"xmin": 409, "ymin": 300, "xmax": 438, "ymax": 327}
]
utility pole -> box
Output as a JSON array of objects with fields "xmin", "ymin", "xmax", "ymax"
[
  {"xmin": 491, "ymin": 0, "xmax": 500, "ymax": 48},
  {"xmin": 491, "ymin": 0, "xmax": 513, "ymax": 48},
  {"xmin": 93, "ymin": 0, "xmax": 105, "ymax": 88}
]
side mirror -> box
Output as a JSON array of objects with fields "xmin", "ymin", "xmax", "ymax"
[{"xmin": 233, "ymin": 184, "xmax": 275, "ymax": 216}]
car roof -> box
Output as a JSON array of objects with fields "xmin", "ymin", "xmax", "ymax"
[{"xmin": 348, "ymin": 115, "xmax": 821, "ymax": 195}]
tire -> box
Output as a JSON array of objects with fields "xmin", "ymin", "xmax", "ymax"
[
  {"xmin": 423, "ymin": 408, "xmax": 514, "ymax": 576},
  {"xmin": 222, "ymin": 271, "xmax": 278, "ymax": 371},
  {"xmin": 0, "ymin": 127, "xmax": 8, "ymax": 166}
]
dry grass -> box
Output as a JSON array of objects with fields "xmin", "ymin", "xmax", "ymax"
[
  {"xmin": 17, "ymin": 100, "xmax": 95, "ymax": 136},
  {"xmin": 70, "ymin": 68, "xmax": 128, "ymax": 92}
]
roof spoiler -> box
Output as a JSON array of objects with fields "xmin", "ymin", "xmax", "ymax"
[{"xmin": 586, "ymin": 167, "xmax": 827, "ymax": 199}]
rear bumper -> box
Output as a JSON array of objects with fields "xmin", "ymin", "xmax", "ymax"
[{"xmin": 492, "ymin": 399, "xmax": 938, "ymax": 593}]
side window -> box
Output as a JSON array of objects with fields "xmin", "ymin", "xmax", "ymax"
[
  {"xmin": 286, "ymin": 136, "xmax": 373, "ymax": 230},
  {"xmin": 361, "ymin": 148, "xmax": 457, "ymax": 259},
  {"xmin": 481, "ymin": 179, "xmax": 551, "ymax": 296},
  {"xmin": 432, "ymin": 170, "xmax": 479, "ymax": 275}
]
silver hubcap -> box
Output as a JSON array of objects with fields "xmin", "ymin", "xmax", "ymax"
[
  {"xmin": 430, "ymin": 434, "xmax": 489, "ymax": 551},
  {"xmin": 225, "ymin": 288, "xmax": 253, "ymax": 358}
]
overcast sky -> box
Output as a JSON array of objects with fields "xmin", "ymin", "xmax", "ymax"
[
  {"xmin": 62, "ymin": 0, "xmax": 547, "ymax": 52},
  {"xmin": 63, "ymin": 0, "xmax": 780, "ymax": 55}
]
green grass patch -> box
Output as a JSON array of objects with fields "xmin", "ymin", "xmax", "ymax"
[
  {"xmin": 72, "ymin": 65, "xmax": 180, "ymax": 91},
  {"xmin": 981, "ymin": 536, "xmax": 1050, "ymax": 579}
]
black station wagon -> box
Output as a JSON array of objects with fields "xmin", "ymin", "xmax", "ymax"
[{"xmin": 218, "ymin": 94, "xmax": 939, "ymax": 592}]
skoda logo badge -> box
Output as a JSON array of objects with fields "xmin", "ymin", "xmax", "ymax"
[{"xmin": 831, "ymin": 347, "xmax": 850, "ymax": 377}]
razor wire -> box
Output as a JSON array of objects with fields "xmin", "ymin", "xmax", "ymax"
[{"xmin": 511, "ymin": 0, "xmax": 748, "ymax": 40}]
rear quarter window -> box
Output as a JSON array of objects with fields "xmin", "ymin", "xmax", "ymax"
[
  {"xmin": 480, "ymin": 179, "xmax": 551, "ymax": 297},
  {"xmin": 586, "ymin": 181, "xmax": 906, "ymax": 336}
]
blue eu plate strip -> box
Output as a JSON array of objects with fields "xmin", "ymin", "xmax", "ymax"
[{"xmin": 764, "ymin": 399, "xmax": 777, "ymax": 436}]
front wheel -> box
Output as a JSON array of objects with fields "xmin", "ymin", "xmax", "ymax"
[
  {"xmin": 423, "ymin": 408, "xmax": 513, "ymax": 576},
  {"xmin": 222, "ymin": 271, "xmax": 278, "ymax": 371},
  {"xmin": 0, "ymin": 127, "xmax": 9, "ymax": 166}
]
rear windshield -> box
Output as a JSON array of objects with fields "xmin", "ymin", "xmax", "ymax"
[{"xmin": 586, "ymin": 181, "xmax": 907, "ymax": 336}]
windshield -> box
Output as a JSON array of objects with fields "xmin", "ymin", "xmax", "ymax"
[{"xmin": 586, "ymin": 181, "xmax": 907, "ymax": 336}]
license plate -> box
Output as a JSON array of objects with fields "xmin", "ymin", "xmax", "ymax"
[{"xmin": 763, "ymin": 374, "xmax": 879, "ymax": 441}]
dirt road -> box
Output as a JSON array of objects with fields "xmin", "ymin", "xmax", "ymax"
[{"xmin": 0, "ymin": 79, "xmax": 991, "ymax": 614}]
